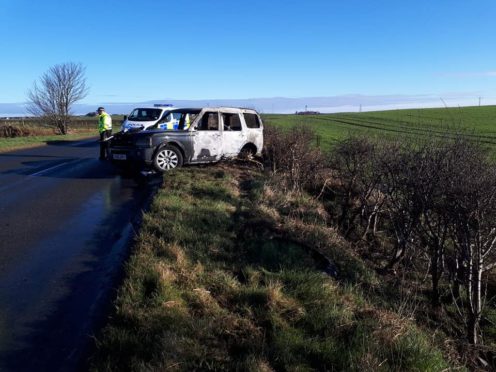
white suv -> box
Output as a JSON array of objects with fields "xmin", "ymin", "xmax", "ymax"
[{"xmin": 110, "ymin": 107, "xmax": 264, "ymax": 172}]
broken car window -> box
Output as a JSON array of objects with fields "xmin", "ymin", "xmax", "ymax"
[
  {"xmin": 244, "ymin": 113, "xmax": 261, "ymax": 128},
  {"xmin": 222, "ymin": 113, "xmax": 242, "ymax": 131},
  {"xmin": 197, "ymin": 112, "xmax": 219, "ymax": 131}
]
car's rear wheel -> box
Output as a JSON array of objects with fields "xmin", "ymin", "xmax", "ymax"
[
  {"xmin": 153, "ymin": 145, "xmax": 183, "ymax": 172},
  {"xmin": 238, "ymin": 144, "xmax": 256, "ymax": 160}
]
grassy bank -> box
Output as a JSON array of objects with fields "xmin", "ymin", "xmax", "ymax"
[{"xmin": 91, "ymin": 165, "xmax": 451, "ymax": 371}]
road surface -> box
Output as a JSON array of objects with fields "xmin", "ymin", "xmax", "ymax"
[{"xmin": 0, "ymin": 138, "xmax": 159, "ymax": 371}]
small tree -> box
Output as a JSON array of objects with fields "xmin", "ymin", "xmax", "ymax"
[{"xmin": 27, "ymin": 62, "xmax": 88, "ymax": 135}]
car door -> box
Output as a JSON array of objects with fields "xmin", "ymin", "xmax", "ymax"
[
  {"xmin": 221, "ymin": 112, "xmax": 246, "ymax": 157},
  {"xmin": 191, "ymin": 111, "xmax": 222, "ymax": 162}
]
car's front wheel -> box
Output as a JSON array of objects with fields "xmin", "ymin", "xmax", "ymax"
[{"xmin": 153, "ymin": 145, "xmax": 183, "ymax": 172}]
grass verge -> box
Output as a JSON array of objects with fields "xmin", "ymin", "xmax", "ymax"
[
  {"xmin": 90, "ymin": 164, "xmax": 451, "ymax": 371},
  {"xmin": 0, "ymin": 132, "xmax": 95, "ymax": 152}
]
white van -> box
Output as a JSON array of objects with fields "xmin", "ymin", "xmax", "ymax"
[{"xmin": 121, "ymin": 104, "xmax": 179, "ymax": 132}]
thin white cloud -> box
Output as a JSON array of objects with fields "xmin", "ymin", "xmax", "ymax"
[
  {"xmin": 440, "ymin": 71, "xmax": 496, "ymax": 78},
  {"xmin": 2, "ymin": 93, "xmax": 495, "ymax": 116}
]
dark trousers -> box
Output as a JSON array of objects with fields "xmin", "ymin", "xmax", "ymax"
[{"xmin": 99, "ymin": 130, "xmax": 112, "ymax": 159}]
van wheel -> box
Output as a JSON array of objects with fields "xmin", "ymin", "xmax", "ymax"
[{"xmin": 153, "ymin": 145, "xmax": 183, "ymax": 172}]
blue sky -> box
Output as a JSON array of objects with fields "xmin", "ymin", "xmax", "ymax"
[{"xmin": 1, "ymin": 0, "xmax": 495, "ymax": 110}]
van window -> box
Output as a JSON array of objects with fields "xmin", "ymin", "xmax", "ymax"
[
  {"xmin": 128, "ymin": 108, "xmax": 162, "ymax": 121},
  {"xmin": 244, "ymin": 113, "xmax": 261, "ymax": 128},
  {"xmin": 222, "ymin": 113, "xmax": 242, "ymax": 131},
  {"xmin": 161, "ymin": 112, "xmax": 183, "ymax": 123},
  {"xmin": 197, "ymin": 112, "xmax": 219, "ymax": 131},
  {"xmin": 162, "ymin": 112, "xmax": 182, "ymax": 121}
]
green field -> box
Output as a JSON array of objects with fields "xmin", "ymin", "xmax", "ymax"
[{"xmin": 263, "ymin": 105, "xmax": 496, "ymax": 150}]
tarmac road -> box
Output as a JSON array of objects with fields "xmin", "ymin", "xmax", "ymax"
[{"xmin": 0, "ymin": 137, "xmax": 159, "ymax": 371}]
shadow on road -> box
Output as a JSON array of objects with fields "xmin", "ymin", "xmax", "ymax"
[
  {"xmin": 45, "ymin": 139, "xmax": 99, "ymax": 148},
  {"xmin": 0, "ymin": 154, "xmax": 65, "ymax": 159}
]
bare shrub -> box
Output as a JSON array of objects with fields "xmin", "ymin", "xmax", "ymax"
[
  {"xmin": 413, "ymin": 140, "xmax": 458, "ymax": 307},
  {"xmin": 442, "ymin": 139, "xmax": 496, "ymax": 345},
  {"xmin": 328, "ymin": 133, "xmax": 496, "ymax": 345},
  {"xmin": 378, "ymin": 138, "xmax": 480, "ymax": 308},
  {"xmin": 1, "ymin": 125, "xmax": 25, "ymax": 138},
  {"xmin": 328, "ymin": 137, "xmax": 388, "ymax": 239},
  {"xmin": 266, "ymin": 125, "xmax": 496, "ymax": 347},
  {"xmin": 0, "ymin": 121, "xmax": 61, "ymax": 137},
  {"xmin": 381, "ymin": 136, "xmax": 496, "ymax": 344},
  {"xmin": 373, "ymin": 141, "xmax": 421, "ymax": 271},
  {"xmin": 263, "ymin": 126, "xmax": 326, "ymax": 192}
]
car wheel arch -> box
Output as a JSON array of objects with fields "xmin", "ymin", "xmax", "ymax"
[
  {"xmin": 154, "ymin": 141, "xmax": 185, "ymax": 160},
  {"xmin": 239, "ymin": 143, "xmax": 257, "ymax": 156}
]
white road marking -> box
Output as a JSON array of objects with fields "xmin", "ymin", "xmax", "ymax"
[{"xmin": 29, "ymin": 160, "xmax": 76, "ymax": 177}]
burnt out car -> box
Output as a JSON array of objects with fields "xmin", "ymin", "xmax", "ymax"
[{"xmin": 109, "ymin": 107, "xmax": 263, "ymax": 172}]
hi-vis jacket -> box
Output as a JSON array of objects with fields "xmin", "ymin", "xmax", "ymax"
[{"xmin": 98, "ymin": 112, "xmax": 112, "ymax": 133}]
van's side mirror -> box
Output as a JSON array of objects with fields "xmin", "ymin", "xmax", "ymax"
[{"xmin": 123, "ymin": 115, "xmax": 128, "ymax": 121}]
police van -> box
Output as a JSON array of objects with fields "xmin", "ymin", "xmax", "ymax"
[{"xmin": 121, "ymin": 104, "xmax": 180, "ymax": 132}]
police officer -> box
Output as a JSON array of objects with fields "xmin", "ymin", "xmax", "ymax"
[{"xmin": 97, "ymin": 107, "xmax": 112, "ymax": 160}]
